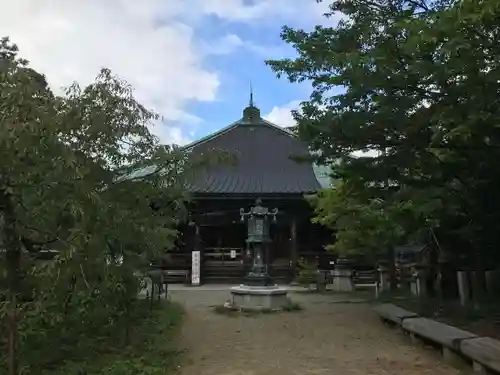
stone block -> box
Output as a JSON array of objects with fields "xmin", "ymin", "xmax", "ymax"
[
  {"xmin": 331, "ymin": 268, "xmax": 354, "ymax": 292},
  {"xmin": 230, "ymin": 285, "xmax": 289, "ymax": 311}
]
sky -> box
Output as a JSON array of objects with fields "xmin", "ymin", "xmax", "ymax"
[{"xmin": 0, "ymin": 0, "xmax": 339, "ymax": 146}]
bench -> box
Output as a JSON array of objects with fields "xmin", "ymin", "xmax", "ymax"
[
  {"xmin": 460, "ymin": 337, "xmax": 500, "ymax": 374},
  {"xmin": 372, "ymin": 303, "xmax": 419, "ymax": 324},
  {"xmin": 373, "ymin": 304, "xmax": 500, "ymax": 374},
  {"xmin": 164, "ymin": 269, "xmax": 190, "ymax": 284},
  {"xmin": 401, "ymin": 317, "xmax": 477, "ymax": 365}
]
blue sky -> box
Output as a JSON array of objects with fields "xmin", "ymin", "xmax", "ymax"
[
  {"xmin": 1, "ymin": 0, "xmax": 336, "ymax": 144},
  {"xmin": 181, "ymin": 1, "xmax": 334, "ymax": 142},
  {"xmin": 187, "ymin": 36, "xmax": 305, "ymax": 135}
]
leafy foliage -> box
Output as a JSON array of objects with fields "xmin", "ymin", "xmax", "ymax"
[
  {"xmin": 295, "ymin": 259, "xmax": 318, "ymax": 287},
  {"xmin": 268, "ymin": 0, "xmax": 500, "ymax": 269},
  {"xmin": 0, "ymin": 37, "xmax": 195, "ymax": 374},
  {"xmin": 42, "ymin": 300, "xmax": 185, "ymax": 375},
  {"xmin": 308, "ymin": 180, "xmax": 440, "ymax": 258}
]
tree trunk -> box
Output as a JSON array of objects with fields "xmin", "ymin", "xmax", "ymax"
[
  {"xmin": 6, "ymin": 300, "xmax": 18, "ymax": 375},
  {"xmin": 124, "ymin": 300, "xmax": 131, "ymax": 346},
  {"xmin": 149, "ymin": 276, "xmax": 155, "ymax": 312},
  {"xmin": 63, "ymin": 274, "xmax": 77, "ymax": 315},
  {"xmin": 0, "ymin": 189, "xmax": 22, "ymax": 375}
]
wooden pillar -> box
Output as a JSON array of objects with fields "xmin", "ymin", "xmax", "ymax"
[
  {"xmin": 216, "ymin": 234, "xmax": 222, "ymax": 265},
  {"xmin": 290, "ymin": 218, "xmax": 298, "ymax": 281},
  {"xmin": 194, "ymin": 223, "xmax": 201, "ymax": 250}
]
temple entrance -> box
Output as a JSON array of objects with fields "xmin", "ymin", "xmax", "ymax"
[
  {"xmin": 188, "ymin": 208, "xmax": 331, "ymax": 284},
  {"xmin": 201, "ymin": 223, "xmax": 247, "ymax": 283},
  {"xmin": 199, "ymin": 221, "xmax": 295, "ymax": 284},
  {"xmin": 170, "ymin": 206, "xmax": 332, "ymax": 284}
]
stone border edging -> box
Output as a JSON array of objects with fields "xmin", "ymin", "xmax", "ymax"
[{"xmin": 373, "ymin": 303, "xmax": 500, "ymax": 374}]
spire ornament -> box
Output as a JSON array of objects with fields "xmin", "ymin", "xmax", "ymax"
[
  {"xmin": 249, "ymin": 81, "xmax": 254, "ymax": 107},
  {"xmin": 242, "ymin": 81, "xmax": 260, "ymax": 122}
]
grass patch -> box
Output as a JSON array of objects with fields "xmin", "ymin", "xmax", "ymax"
[
  {"xmin": 333, "ymin": 289, "xmax": 375, "ymax": 300},
  {"xmin": 213, "ymin": 304, "xmax": 243, "ymax": 317},
  {"xmin": 213, "ymin": 299, "xmax": 303, "ymax": 317},
  {"xmin": 292, "ymin": 287, "xmax": 376, "ymax": 300},
  {"xmin": 283, "ymin": 300, "xmax": 303, "ymax": 312},
  {"xmin": 41, "ymin": 301, "xmax": 185, "ymax": 375},
  {"xmin": 295, "ymin": 289, "xmax": 375, "ymax": 303},
  {"xmin": 293, "ymin": 288, "xmax": 324, "ymax": 294}
]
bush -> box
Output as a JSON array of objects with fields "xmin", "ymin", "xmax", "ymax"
[
  {"xmin": 295, "ymin": 260, "xmax": 318, "ymax": 289},
  {"xmin": 38, "ymin": 300, "xmax": 184, "ymax": 375}
]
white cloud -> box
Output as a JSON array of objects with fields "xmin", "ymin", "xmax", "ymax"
[
  {"xmin": 199, "ymin": 0, "xmax": 337, "ymax": 25},
  {"xmin": 200, "ymin": 34, "xmax": 290, "ymax": 59},
  {"xmin": 202, "ymin": 34, "xmax": 246, "ymax": 55},
  {"xmin": 265, "ymin": 100, "xmax": 302, "ymax": 127},
  {"xmin": 0, "ymin": 0, "xmax": 337, "ymax": 145},
  {"xmin": 154, "ymin": 124, "xmax": 193, "ymax": 146},
  {"xmin": 0, "ymin": 0, "xmax": 219, "ymax": 144}
]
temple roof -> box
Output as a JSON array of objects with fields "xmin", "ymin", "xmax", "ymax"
[{"xmin": 185, "ymin": 102, "xmax": 322, "ymax": 195}]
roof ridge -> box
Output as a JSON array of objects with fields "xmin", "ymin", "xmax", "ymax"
[
  {"xmin": 182, "ymin": 117, "xmax": 296, "ymax": 150},
  {"xmin": 260, "ymin": 118, "xmax": 295, "ymax": 137},
  {"xmin": 181, "ymin": 119, "xmax": 241, "ymax": 151}
]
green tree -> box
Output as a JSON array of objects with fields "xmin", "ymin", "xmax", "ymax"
[
  {"xmin": 267, "ymin": 0, "xmax": 445, "ymax": 265},
  {"xmin": 268, "ymin": 0, "xmax": 500, "ymax": 286},
  {"xmin": 0, "ymin": 37, "xmax": 191, "ymax": 375},
  {"xmin": 310, "ymin": 177, "xmax": 440, "ymax": 288}
]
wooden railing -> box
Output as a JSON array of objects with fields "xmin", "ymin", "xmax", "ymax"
[
  {"xmin": 353, "ymin": 269, "xmax": 378, "ymax": 285},
  {"xmin": 204, "ymin": 247, "xmax": 244, "ymax": 263}
]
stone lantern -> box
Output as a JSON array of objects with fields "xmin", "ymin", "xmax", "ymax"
[
  {"xmin": 227, "ymin": 198, "xmax": 289, "ymax": 311},
  {"xmin": 240, "ymin": 198, "xmax": 278, "ymax": 286}
]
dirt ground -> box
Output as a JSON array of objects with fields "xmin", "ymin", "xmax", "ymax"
[{"xmin": 170, "ymin": 289, "xmax": 462, "ymax": 375}]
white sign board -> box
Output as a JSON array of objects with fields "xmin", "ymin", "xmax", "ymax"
[
  {"xmin": 191, "ymin": 251, "xmax": 200, "ymax": 285},
  {"xmin": 230, "ymin": 249, "xmax": 236, "ymax": 259}
]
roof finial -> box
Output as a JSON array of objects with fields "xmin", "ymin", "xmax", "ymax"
[
  {"xmin": 249, "ymin": 81, "xmax": 254, "ymax": 107},
  {"xmin": 242, "ymin": 81, "xmax": 260, "ymax": 122}
]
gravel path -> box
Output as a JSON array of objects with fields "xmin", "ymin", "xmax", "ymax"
[{"xmin": 171, "ymin": 289, "xmax": 461, "ymax": 375}]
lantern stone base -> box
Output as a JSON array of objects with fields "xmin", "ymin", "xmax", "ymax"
[
  {"xmin": 331, "ymin": 268, "xmax": 355, "ymax": 293},
  {"xmin": 242, "ymin": 273, "xmax": 275, "ymax": 287},
  {"xmin": 230, "ymin": 285, "xmax": 289, "ymax": 311}
]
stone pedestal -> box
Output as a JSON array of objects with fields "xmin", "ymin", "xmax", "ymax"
[
  {"xmin": 331, "ymin": 267, "xmax": 354, "ymax": 292},
  {"xmin": 315, "ymin": 270, "xmax": 328, "ymax": 293},
  {"xmin": 409, "ymin": 277, "xmax": 427, "ymax": 297},
  {"xmin": 378, "ymin": 265, "xmax": 390, "ymax": 291},
  {"xmin": 410, "ymin": 279, "xmax": 418, "ymax": 296},
  {"xmin": 457, "ymin": 271, "xmax": 471, "ymax": 307},
  {"xmin": 410, "ymin": 267, "xmax": 428, "ymax": 297},
  {"xmin": 230, "ymin": 285, "xmax": 289, "ymax": 311}
]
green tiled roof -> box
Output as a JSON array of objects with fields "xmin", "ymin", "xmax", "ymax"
[{"xmin": 313, "ymin": 164, "xmax": 333, "ymax": 188}]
